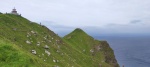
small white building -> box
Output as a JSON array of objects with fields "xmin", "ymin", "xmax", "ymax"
[{"xmin": 11, "ymin": 7, "xmax": 19, "ymax": 15}]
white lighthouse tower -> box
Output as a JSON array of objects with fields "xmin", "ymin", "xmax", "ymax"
[{"xmin": 11, "ymin": 7, "xmax": 19, "ymax": 15}]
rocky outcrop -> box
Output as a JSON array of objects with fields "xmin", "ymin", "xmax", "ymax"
[{"xmin": 101, "ymin": 41, "xmax": 119, "ymax": 67}]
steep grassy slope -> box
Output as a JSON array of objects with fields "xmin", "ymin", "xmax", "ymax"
[
  {"xmin": 0, "ymin": 14, "xmax": 119, "ymax": 67},
  {"xmin": 63, "ymin": 28, "xmax": 119, "ymax": 67},
  {"xmin": 0, "ymin": 38, "xmax": 50, "ymax": 67}
]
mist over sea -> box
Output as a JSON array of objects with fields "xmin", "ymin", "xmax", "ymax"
[{"xmin": 95, "ymin": 35, "xmax": 150, "ymax": 67}]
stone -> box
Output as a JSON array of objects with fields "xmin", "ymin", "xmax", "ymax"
[
  {"xmin": 37, "ymin": 42, "xmax": 40, "ymax": 46},
  {"xmin": 37, "ymin": 43, "xmax": 40, "ymax": 46},
  {"xmin": 44, "ymin": 45, "xmax": 49, "ymax": 49},
  {"xmin": 54, "ymin": 65, "xmax": 59, "ymax": 67},
  {"xmin": 27, "ymin": 33, "xmax": 31, "ymax": 36},
  {"xmin": 43, "ymin": 37, "xmax": 47, "ymax": 40},
  {"xmin": 31, "ymin": 50, "xmax": 36, "ymax": 55},
  {"xmin": 42, "ymin": 53, "xmax": 44, "ymax": 56},
  {"xmin": 53, "ymin": 59, "xmax": 56, "ymax": 62},
  {"xmin": 83, "ymin": 49, "xmax": 85, "ymax": 52},
  {"xmin": 39, "ymin": 55, "xmax": 41, "ymax": 57},
  {"xmin": 49, "ymin": 40, "xmax": 52, "ymax": 42},
  {"xmin": 57, "ymin": 45, "xmax": 60, "ymax": 49},
  {"xmin": 37, "ymin": 41, "xmax": 40, "ymax": 44},
  {"xmin": 61, "ymin": 53, "xmax": 64, "ymax": 56},
  {"xmin": 31, "ymin": 31, "xmax": 36, "ymax": 34},
  {"xmin": 26, "ymin": 40, "xmax": 31, "ymax": 44},
  {"xmin": 97, "ymin": 45, "xmax": 101, "ymax": 50},
  {"xmin": 45, "ymin": 50, "xmax": 51, "ymax": 56},
  {"xmin": 90, "ymin": 49, "xmax": 94, "ymax": 53},
  {"xmin": 13, "ymin": 28, "xmax": 17, "ymax": 31},
  {"xmin": 99, "ymin": 64, "xmax": 102, "ymax": 67},
  {"xmin": 27, "ymin": 35, "xmax": 29, "ymax": 37},
  {"xmin": 56, "ymin": 50, "xmax": 60, "ymax": 53},
  {"xmin": 56, "ymin": 60, "xmax": 59, "ymax": 62}
]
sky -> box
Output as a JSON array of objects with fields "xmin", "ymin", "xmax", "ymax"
[{"xmin": 0, "ymin": 0, "xmax": 150, "ymax": 36}]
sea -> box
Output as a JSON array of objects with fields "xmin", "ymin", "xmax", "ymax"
[{"xmin": 94, "ymin": 35, "xmax": 150, "ymax": 67}]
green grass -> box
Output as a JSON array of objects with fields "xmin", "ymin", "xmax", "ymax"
[
  {"xmin": 0, "ymin": 38, "xmax": 50, "ymax": 67},
  {"xmin": 0, "ymin": 14, "xmax": 119, "ymax": 67},
  {"xmin": 63, "ymin": 28, "xmax": 119, "ymax": 67}
]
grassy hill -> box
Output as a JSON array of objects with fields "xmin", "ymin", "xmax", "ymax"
[
  {"xmin": 63, "ymin": 28, "xmax": 119, "ymax": 67},
  {"xmin": 0, "ymin": 14, "xmax": 119, "ymax": 67}
]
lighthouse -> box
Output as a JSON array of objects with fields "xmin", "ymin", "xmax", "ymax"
[{"xmin": 11, "ymin": 7, "xmax": 19, "ymax": 15}]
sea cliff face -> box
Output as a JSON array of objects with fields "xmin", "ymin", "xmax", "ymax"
[{"xmin": 0, "ymin": 14, "xmax": 119, "ymax": 67}]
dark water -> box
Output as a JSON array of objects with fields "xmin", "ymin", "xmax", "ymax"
[{"xmin": 95, "ymin": 36, "xmax": 150, "ymax": 67}]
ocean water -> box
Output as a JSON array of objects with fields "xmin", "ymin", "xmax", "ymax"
[{"xmin": 95, "ymin": 36, "xmax": 150, "ymax": 67}]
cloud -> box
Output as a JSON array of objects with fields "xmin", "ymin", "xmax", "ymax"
[
  {"xmin": 130, "ymin": 20, "xmax": 142, "ymax": 24},
  {"xmin": 1, "ymin": 0, "xmax": 150, "ymax": 35}
]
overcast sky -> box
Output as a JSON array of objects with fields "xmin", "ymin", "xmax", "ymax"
[{"xmin": 1, "ymin": 0, "xmax": 150, "ymax": 36}]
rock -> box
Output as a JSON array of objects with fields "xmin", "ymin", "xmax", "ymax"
[
  {"xmin": 31, "ymin": 31, "xmax": 36, "ymax": 34},
  {"xmin": 45, "ymin": 50, "xmax": 51, "ymax": 56},
  {"xmin": 37, "ymin": 42, "xmax": 40, "ymax": 46},
  {"xmin": 27, "ymin": 33, "xmax": 31, "ymax": 37},
  {"xmin": 53, "ymin": 59, "xmax": 56, "ymax": 62},
  {"xmin": 56, "ymin": 60, "xmax": 59, "ymax": 62},
  {"xmin": 42, "ymin": 53, "xmax": 44, "ymax": 56},
  {"xmin": 101, "ymin": 60, "xmax": 105, "ymax": 63},
  {"xmin": 27, "ymin": 35, "xmax": 29, "ymax": 37},
  {"xmin": 61, "ymin": 53, "xmax": 64, "ymax": 56},
  {"xmin": 99, "ymin": 64, "xmax": 102, "ymax": 67},
  {"xmin": 37, "ymin": 43, "xmax": 40, "ymax": 46},
  {"xmin": 43, "ymin": 37, "xmax": 47, "ymax": 40},
  {"xmin": 57, "ymin": 45, "xmax": 60, "ymax": 49},
  {"xmin": 13, "ymin": 28, "xmax": 17, "ymax": 31},
  {"xmin": 56, "ymin": 50, "xmax": 60, "ymax": 53},
  {"xmin": 42, "ymin": 41, "xmax": 44, "ymax": 43},
  {"xmin": 83, "ymin": 49, "xmax": 85, "ymax": 52},
  {"xmin": 26, "ymin": 40, "xmax": 31, "ymax": 44},
  {"xmin": 49, "ymin": 40, "xmax": 52, "ymax": 42},
  {"xmin": 31, "ymin": 50, "xmax": 36, "ymax": 55},
  {"xmin": 54, "ymin": 65, "xmax": 59, "ymax": 67},
  {"xmin": 37, "ymin": 41, "xmax": 40, "ymax": 44},
  {"xmin": 44, "ymin": 45, "xmax": 49, "ymax": 49},
  {"xmin": 39, "ymin": 55, "xmax": 41, "ymax": 57},
  {"xmin": 96, "ymin": 45, "xmax": 102, "ymax": 50},
  {"xmin": 90, "ymin": 49, "xmax": 94, "ymax": 53}
]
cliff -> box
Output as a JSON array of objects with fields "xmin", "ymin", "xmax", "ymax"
[
  {"xmin": 63, "ymin": 28, "xmax": 119, "ymax": 67},
  {"xmin": 0, "ymin": 14, "xmax": 119, "ymax": 67}
]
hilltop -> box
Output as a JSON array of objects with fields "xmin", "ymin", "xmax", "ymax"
[
  {"xmin": 63, "ymin": 28, "xmax": 119, "ymax": 67},
  {"xmin": 0, "ymin": 14, "xmax": 119, "ymax": 67}
]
